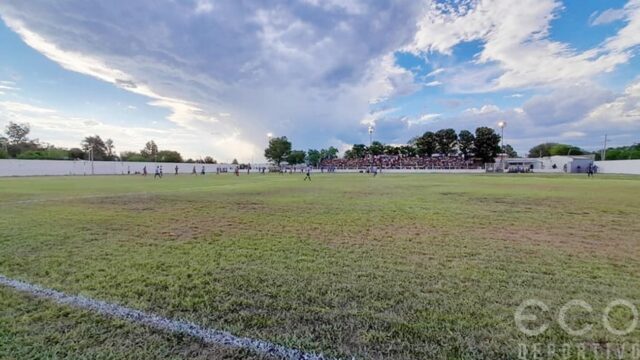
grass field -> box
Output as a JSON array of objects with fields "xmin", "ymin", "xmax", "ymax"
[{"xmin": 1, "ymin": 173, "xmax": 639, "ymax": 359}]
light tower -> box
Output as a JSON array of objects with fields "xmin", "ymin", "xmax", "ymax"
[
  {"xmin": 498, "ymin": 121, "xmax": 507, "ymax": 172},
  {"xmin": 498, "ymin": 121, "xmax": 507, "ymax": 153},
  {"xmin": 368, "ymin": 125, "xmax": 374, "ymax": 171}
]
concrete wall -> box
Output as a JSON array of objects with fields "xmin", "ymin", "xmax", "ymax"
[
  {"xmin": 0, "ymin": 159, "xmax": 262, "ymax": 177},
  {"xmin": 2, "ymin": 159, "xmax": 640, "ymax": 176},
  {"xmin": 594, "ymin": 159, "xmax": 640, "ymax": 175}
]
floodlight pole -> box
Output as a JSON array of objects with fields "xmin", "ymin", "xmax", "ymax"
[
  {"xmin": 368, "ymin": 125, "xmax": 374, "ymax": 172},
  {"xmin": 498, "ymin": 121, "xmax": 507, "ymax": 171},
  {"xmin": 89, "ymin": 145, "xmax": 94, "ymax": 175}
]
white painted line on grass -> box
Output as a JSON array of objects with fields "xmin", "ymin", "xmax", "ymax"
[
  {"xmin": 0, "ymin": 184, "xmax": 243, "ymax": 206},
  {"xmin": 0, "ymin": 274, "xmax": 328, "ymax": 360}
]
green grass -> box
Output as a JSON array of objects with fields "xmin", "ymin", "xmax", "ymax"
[{"xmin": 1, "ymin": 173, "xmax": 639, "ymax": 359}]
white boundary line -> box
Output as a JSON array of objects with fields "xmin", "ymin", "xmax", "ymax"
[
  {"xmin": 0, "ymin": 184, "xmax": 243, "ymax": 206},
  {"xmin": 0, "ymin": 274, "xmax": 328, "ymax": 360}
]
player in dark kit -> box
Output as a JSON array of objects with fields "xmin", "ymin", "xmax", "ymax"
[{"xmin": 303, "ymin": 167, "xmax": 311, "ymax": 181}]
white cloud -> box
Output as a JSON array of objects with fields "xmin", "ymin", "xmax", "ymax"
[
  {"xmin": 590, "ymin": 8, "xmax": 627, "ymax": 26},
  {"xmin": 0, "ymin": 101, "xmax": 56, "ymax": 114},
  {"xmin": 465, "ymin": 104, "xmax": 500, "ymax": 115},
  {"xmin": 194, "ymin": 0, "xmax": 214, "ymax": 14},
  {"xmin": 0, "ymin": 1, "xmax": 426, "ymax": 160},
  {"xmin": 407, "ymin": 113, "xmax": 440, "ymax": 127},
  {"xmin": 409, "ymin": 0, "xmax": 640, "ymax": 91},
  {"xmin": 0, "ymin": 0, "xmax": 639, "ymax": 159}
]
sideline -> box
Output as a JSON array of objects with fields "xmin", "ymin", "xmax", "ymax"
[{"xmin": 0, "ymin": 274, "xmax": 328, "ymax": 360}]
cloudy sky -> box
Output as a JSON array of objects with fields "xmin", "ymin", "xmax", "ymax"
[{"xmin": 0, "ymin": 0, "xmax": 639, "ymax": 161}]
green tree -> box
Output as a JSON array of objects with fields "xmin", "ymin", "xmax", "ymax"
[
  {"xmin": 345, "ymin": 144, "xmax": 367, "ymax": 159},
  {"xmin": 141, "ymin": 140, "xmax": 159, "ymax": 160},
  {"xmin": 0, "ymin": 136, "xmax": 8, "ymax": 159},
  {"xmin": 81, "ymin": 135, "xmax": 108, "ymax": 160},
  {"xmin": 16, "ymin": 147, "xmax": 70, "ymax": 160},
  {"xmin": 5, "ymin": 122, "xmax": 30, "ymax": 145},
  {"xmin": 157, "ymin": 150, "xmax": 183, "ymax": 163},
  {"xmin": 504, "ymin": 144, "xmax": 518, "ymax": 158},
  {"xmin": 231, "ymin": 158, "xmax": 239, "ymax": 165},
  {"xmin": 204, "ymin": 156, "xmax": 217, "ymax": 164},
  {"xmin": 458, "ymin": 130, "xmax": 475, "ymax": 157},
  {"xmin": 435, "ymin": 128, "xmax": 458, "ymax": 155},
  {"xmin": 69, "ymin": 148, "xmax": 85, "ymax": 160},
  {"xmin": 264, "ymin": 136, "xmax": 292, "ymax": 166},
  {"xmin": 549, "ymin": 144, "xmax": 585, "ymax": 156},
  {"xmin": 369, "ymin": 141, "xmax": 384, "ymax": 156},
  {"xmin": 120, "ymin": 151, "xmax": 145, "ymax": 162},
  {"xmin": 399, "ymin": 145, "xmax": 417, "ymax": 157},
  {"xmin": 384, "ymin": 145, "xmax": 400, "ymax": 155},
  {"xmin": 105, "ymin": 139, "xmax": 116, "ymax": 160},
  {"xmin": 307, "ymin": 149, "xmax": 321, "ymax": 166},
  {"xmin": 287, "ymin": 150, "xmax": 306, "ymax": 165},
  {"xmin": 321, "ymin": 146, "xmax": 339, "ymax": 160},
  {"xmin": 415, "ymin": 131, "xmax": 437, "ymax": 157},
  {"xmin": 473, "ymin": 127, "xmax": 501, "ymax": 163},
  {"xmin": 528, "ymin": 143, "xmax": 557, "ymax": 158}
]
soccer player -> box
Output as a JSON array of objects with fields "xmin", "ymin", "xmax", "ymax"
[
  {"xmin": 201, "ymin": 166, "xmax": 205, "ymax": 175},
  {"xmin": 154, "ymin": 166, "xmax": 161, "ymax": 179},
  {"xmin": 192, "ymin": 165, "xmax": 197, "ymax": 175},
  {"xmin": 143, "ymin": 166, "xmax": 147, "ymax": 176},
  {"xmin": 175, "ymin": 165, "xmax": 179, "ymax": 175},
  {"xmin": 303, "ymin": 167, "xmax": 311, "ymax": 181}
]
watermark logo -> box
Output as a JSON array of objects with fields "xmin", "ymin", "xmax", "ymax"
[{"xmin": 515, "ymin": 299, "xmax": 639, "ymax": 359}]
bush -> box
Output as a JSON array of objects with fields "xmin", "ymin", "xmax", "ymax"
[
  {"xmin": 16, "ymin": 148, "xmax": 70, "ymax": 160},
  {"xmin": 0, "ymin": 148, "xmax": 9, "ymax": 159}
]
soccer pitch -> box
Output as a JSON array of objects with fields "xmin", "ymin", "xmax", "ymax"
[{"xmin": 1, "ymin": 173, "xmax": 639, "ymax": 359}]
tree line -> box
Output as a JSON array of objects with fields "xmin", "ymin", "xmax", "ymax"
[
  {"xmin": 0, "ymin": 122, "xmax": 217, "ymax": 163},
  {"xmin": 343, "ymin": 127, "xmax": 507, "ymax": 163},
  {"xmin": 263, "ymin": 136, "xmax": 339, "ymax": 166}
]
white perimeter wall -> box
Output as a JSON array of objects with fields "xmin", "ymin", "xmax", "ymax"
[
  {"xmin": 0, "ymin": 159, "xmax": 258, "ymax": 177},
  {"xmin": 1, "ymin": 159, "xmax": 640, "ymax": 176},
  {"xmin": 594, "ymin": 159, "xmax": 640, "ymax": 175}
]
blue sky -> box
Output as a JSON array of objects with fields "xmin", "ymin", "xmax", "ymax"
[{"xmin": 0, "ymin": 0, "xmax": 639, "ymax": 161}]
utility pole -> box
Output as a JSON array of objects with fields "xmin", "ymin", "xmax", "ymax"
[{"xmin": 602, "ymin": 134, "xmax": 608, "ymax": 161}]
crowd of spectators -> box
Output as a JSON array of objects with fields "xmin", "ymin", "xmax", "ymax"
[{"xmin": 321, "ymin": 155, "xmax": 476, "ymax": 170}]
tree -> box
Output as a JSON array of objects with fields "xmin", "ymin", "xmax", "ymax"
[
  {"xmin": 383, "ymin": 145, "xmax": 400, "ymax": 155},
  {"xmin": 105, "ymin": 139, "xmax": 116, "ymax": 160},
  {"xmin": 435, "ymin": 128, "xmax": 458, "ymax": 155},
  {"xmin": 528, "ymin": 143, "xmax": 557, "ymax": 158},
  {"xmin": 321, "ymin": 146, "xmax": 339, "ymax": 160},
  {"xmin": 549, "ymin": 144, "xmax": 585, "ymax": 156},
  {"xmin": 157, "ymin": 150, "xmax": 183, "ymax": 163},
  {"xmin": 287, "ymin": 150, "xmax": 306, "ymax": 165},
  {"xmin": 504, "ymin": 144, "xmax": 518, "ymax": 158},
  {"xmin": 473, "ymin": 127, "xmax": 501, "ymax": 163},
  {"xmin": 231, "ymin": 158, "xmax": 239, "ymax": 165},
  {"xmin": 204, "ymin": 156, "xmax": 217, "ymax": 164},
  {"xmin": 399, "ymin": 145, "xmax": 417, "ymax": 157},
  {"xmin": 120, "ymin": 151, "xmax": 145, "ymax": 162},
  {"xmin": 81, "ymin": 135, "xmax": 108, "ymax": 160},
  {"xmin": 69, "ymin": 148, "xmax": 85, "ymax": 160},
  {"xmin": 307, "ymin": 149, "xmax": 321, "ymax": 166},
  {"xmin": 368, "ymin": 141, "xmax": 384, "ymax": 156},
  {"xmin": 5, "ymin": 122, "xmax": 30, "ymax": 144},
  {"xmin": 345, "ymin": 144, "xmax": 367, "ymax": 159},
  {"xmin": 458, "ymin": 130, "xmax": 475, "ymax": 157},
  {"xmin": 264, "ymin": 136, "xmax": 292, "ymax": 166},
  {"xmin": 141, "ymin": 140, "xmax": 159, "ymax": 160},
  {"xmin": 415, "ymin": 131, "xmax": 437, "ymax": 156}
]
